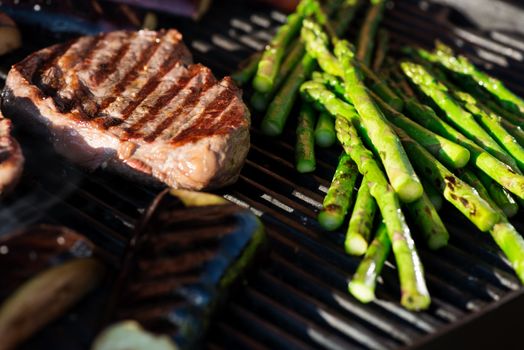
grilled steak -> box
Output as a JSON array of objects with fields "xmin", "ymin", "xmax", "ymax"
[
  {"xmin": 0, "ymin": 111, "xmax": 23, "ymax": 196},
  {"xmin": 1, "ymin": 29, "xmax": 250, "ymax": 190}
]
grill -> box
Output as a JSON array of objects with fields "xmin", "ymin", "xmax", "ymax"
[{"xmin": 1, "ymin": 0, "xmax": 524, "ymax": 349}]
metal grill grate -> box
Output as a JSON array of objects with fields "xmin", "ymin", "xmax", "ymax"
[{"xmin": 1, "ymin": 1, "xmax": 524, "ymax": 349}]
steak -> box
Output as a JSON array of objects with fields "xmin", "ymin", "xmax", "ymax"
[
  {"xmin": 1, "ymin": 29, "xmax": 250, "ymax": 190},
  {"xmin": 0, "ymin": 111, "xmax": 23, "ymax": 196}
]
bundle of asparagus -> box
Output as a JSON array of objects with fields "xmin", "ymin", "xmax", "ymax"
[{"xmin": 232, "ymin": 0, "xmax": 524, "ymax": 311}]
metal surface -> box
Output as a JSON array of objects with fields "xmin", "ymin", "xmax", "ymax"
[{"xmin": 0, "ymin": 0, "xmax": 523, "ymax": 349}]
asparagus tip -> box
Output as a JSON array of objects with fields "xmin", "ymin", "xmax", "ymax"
[
  {"xmin": 348, "ymin": 281, "xmax": 375, "ymax": 303},
  {"xmin": 345, "ymin": 234, "xmax": 369, "ymax": 256}
]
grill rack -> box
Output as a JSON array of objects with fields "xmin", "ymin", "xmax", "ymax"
[{"xmin": 1, "ymin": 1, "xmax": 524, "ymax": 349}]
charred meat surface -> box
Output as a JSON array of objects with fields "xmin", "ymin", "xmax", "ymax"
[
  {"xmin": 0, "ymin": 111, "xmax": 23, "ymax": 196},
  {"xmin": 1, "ymin": 29, "xmax": 250, "ymax": 190},
  {"xmin": 99, "ymin": 190, "xmax": 266, "ymax": 350},
  {"xmin": 0, "ymin": 225, "xmax": 106, "ymax": 350}
]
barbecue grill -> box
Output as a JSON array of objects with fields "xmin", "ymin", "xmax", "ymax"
[{"xmin": 1, "ymin": 0, "xmax": 524, "ymax": 349}]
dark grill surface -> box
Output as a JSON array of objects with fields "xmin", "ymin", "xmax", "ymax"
[{"xmin": 1, "ymin": 1, "xmax": 524, "ymax": 349}]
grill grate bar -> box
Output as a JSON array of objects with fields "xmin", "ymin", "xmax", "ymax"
[
  {"xmin": 241, "ymin": 286, "xmax": 363, "ymax": 350},
  {"xmin": 254, "ymin": 269, "xmax": 400, "ymax": 350},
  {"xmin": 226, "ymin": 303, "xmax": 316, "ymax": 350},
  {"xmin": 268, "ymin": 252, "xmax": 425, "ymax": 343}
]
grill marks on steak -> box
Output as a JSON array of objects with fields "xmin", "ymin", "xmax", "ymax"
[
  {"xmin": 124, "ymin": 64, "xmax": 216, "ymax": 140},
  {"xmin": 4, "ymin": 29, "xmax": 250, "ymax": 190}
]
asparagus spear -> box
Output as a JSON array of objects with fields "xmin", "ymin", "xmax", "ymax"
[
  {"xmin": 317, "ymin": 71, "xmax": 469, "ymax": 169},
  {"xmin": 456, "ymin": 91, "xmax": 524, "ymax": 172},
  {"xmin": 421, "ymin": 178, "xmax": 443, "ymax": 211},
  {"xmin": 393, "ymin": 126, "xmax": 500, "ymax": 232},
  {"xmin": 429, "ymin": 65, "xmax": 524, "ymax": 129},
  {"xmin": 417, "ymin": 42, "xmax": 524, "ymax": 115},
  {"xmin": 348, "ymin": 222, "xmax": 391, "ymax": 303},
  {"xmin": 336, "ymin": 40, "xmax": 423, "ymax": 203},
  {"xmin": 315, "ymin": 112, "xmax": 337, "ymax": 148},
  {"xmin": 356, "ymin": 0, "xmax": 386, "ymax": 67},
  {"xmin": 260, "ymin": 0, "xmax": 359, "ymax": 136},
  {"xmin": 476, "ymin": 170, "xmax": 519, "ymax": 218},
  {"xmin": 251, "ymin": 0, "xmax": 350, "ymax": 111},
  {"xmin": 296, "ymin": 102, "xmax": 317, "ymax": 173},
  {"xmin": 336, "ymin": 116, "xmax": 430, "ymax": 310},
  {"xmin": 372, "ymin": 90, "xmax": 471, "ymax": 169},
  {"xmin": 301, "ymin": 81, "xmax": 357, "ymax": 117},
  {"xmin": 345, "ymin": 179, "xmax": 377, "ymax": 256},
  {"xmin": 253, "ymin": 11, "xmax": 304, "ymax": 93},
  {"xmin": 372, "ymin": 29, "xmax": 389, "ymax": 72},
  {"xmin": 460, "ymin": 170, "xmax": 524, "ymax": 283},
  {"xmin": 261, "ymin": 55, "xmax": 317, "ymax": 136},
  {"xmin": 303, "ymin": 23, "xmax": 403, "ymax": 113},
  {"xmin": 318, "ymin": 153, "xmax": 359, "ymax": 231},
  {"xmin": 403, "ymin": 98, "xmax": 524, "ymax": 200},
  {"xmin": 358, "ymin": 62, "xmax": 404, "ymax": 112},
  {"xmin": 481, "ymin": 96, "xmax": 524, "ymax": 129},
  {"xmin": 314, "ymin": 69, "xmax": 404, "ymax": 114},
  {"xmin": 312, "ymin": 71, "xmax": 345, "ymax": 96},
  {"xmin": 431, "ymin": 68, "xmax": 524, "ymax": 168},
  {"xmin": 251, "ymin": 40, "xmax": 305, "ymax": 112},
  {"xmin": 500, "ymin": 117, "xmax": 524, "ymax": 146},
  {"xmin": 405, "ymin": 191, "xmax": 449, "ymax": 250},
  {"xmin": 301, "ymin": 19, "xmax": 343, "ymax": 77},
  {"xmin": 401, "ymin": 62, "xmax": 521, "ymax": 173},
  {"xmin": 232, "ymin": 52, "xmax": 262, "ymax": 86}
]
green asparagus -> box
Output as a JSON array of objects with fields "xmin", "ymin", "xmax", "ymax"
[
  {"xmin": 348, "ymin": 222, "xmax": 391, "ymax": 303},
  {"xmin": 372, "ymin": 29, "xmax": 389, "ymax": 72},
  {"xmin": 405, "ymin": 191, "xmax": 449, "ymax": 250},
  {"xmin": 401, "ymin": 62, "xmax": 521, "ymax": 173},
  {"xmin": 481, "ymin": 96, "xmax": 524, "ymax": 129},
  {"xmin": 232, "ymin": 52, "xmax": 262, "ymax": 86},
  {"xmin": 261, "ymin": 0, "xmax": 359, "ymax": 136},
  {"xmin": 301, "ymin": 80, "xmax": 357, "ymax": 118},
  {"xmin": 476, "ymin": 170, "xmax": 519, "ymax": 218},
  {"xmin": 460, "ymin": 170, "xmax": 524, "ymax": 283},
  {"xmin": 372, "ymin": 91, "xmax": 470, "ymax": 169},
  {"xmin": 296, "ymin": 102, "xmax": 317, "ymax": 173},
  {"xmin": 455, "ymin": 91, "xmax": 524, "ymax": 172},
  {"xmin": 345, "ymin": 178, "xmax": 377, "ymax": 256},
  {"xmin": 336, "ymin": 116, "xmax": 430, "ymax": 310},
  {"xmin": 421, "ymin": 178, "xmax": 443, "ymax": 211},
  {"xmin": 393, "ymin": 126, "xmax": 500, "ymax": 232},
  {"xmin": 500, "ymin": 117, "xmax": 524, "ymax": 146},
  {"xmin": 312, "ymin": 71, "xmax": 345, "ymax": 96},
  {"xmin": 356, "ymin": 0, "xmax": 386, "ymax": 67},
  {"xmin": 315, "ymin": 112, "xmax": 337, "ymax": 148},
  {"xmin": 301, "ymin": 19, "xmax": 343, "ymax": 77},
  {"xmin": 251, "ymin": 40, "xmax": 305, "ymax": 112},
  {"xmin": 253, "ymin": 12, "xmax": 304, "ymax": 93},
  {"xmin": 403, "ymin": 98, "xmax": 524, "ymax": 200},
  {"xmin": 261, "ymin": 55, "xmax": 317, "ymax": 136},
  {"xmin": 336, "ymin": 41, "xmax": 423, "ymax": 203},
  {"xmin": 318, "ymin": 153, "xmax": 359, "ymax": 231},
  {"xmin": 417, "ymin": 42, "xmax": 524, "ymax": 115},
  {"xmin": 359, "ymin": 62, "xmax": 404, "ymax": 112}
]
